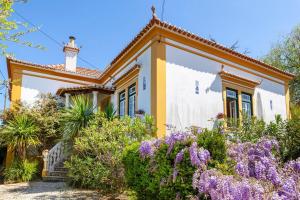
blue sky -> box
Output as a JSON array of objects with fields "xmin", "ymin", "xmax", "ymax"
[{"xmin": 0, "ymin": 0, "xmax": 300, "ymax": 110}]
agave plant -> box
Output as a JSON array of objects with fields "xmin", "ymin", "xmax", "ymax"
[
  {"xmin": 104, "ymin": 102, "xmax": 116, "ymax": 121},
  {"xmin": 60, "ymin": 95, "xmax": 94, "ymax": 141},
  {"xmin": 0, "ymin": 114, "xmax": 40, "ymax": 159}
]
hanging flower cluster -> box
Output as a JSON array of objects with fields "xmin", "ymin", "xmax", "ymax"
[
  {"xmin": 193, "ymin": 169, "xmax": 265, "ymax": 199},
  {"xmin": 228, "ymin": 138, "xmax": 281, "ymax": 184},
  {"xmin": 137, "ymin": 131, "xmax": 300, "ymax": 199}
]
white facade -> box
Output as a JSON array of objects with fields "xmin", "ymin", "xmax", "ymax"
[
  {"xmin": 106, "ymin": 44, "xmax": 152, "ymax": 115},
  {"xmin": 165, "ymin": 40, "xmax": 287, "ymax": 131},
  {"xmin": 20, "ymin": 71, "xmax": 91, "ymax": 105}
]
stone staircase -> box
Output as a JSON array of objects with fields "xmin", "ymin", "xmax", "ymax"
[
  {"xmin": 43, "ymin": 160, "xmax": 68, "ymax": 182},
  {"xmin": 42, "ymin": 142, "xmax": 68, "ymax": 182}
]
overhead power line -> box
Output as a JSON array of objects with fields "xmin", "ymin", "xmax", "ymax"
[
  {"xmin": 13, "ymin": 10, "xmax": 100, "ymax": 70},
  {"xmin": 161, "ymin": 0, "xmax": 166, "ymax": 21}
]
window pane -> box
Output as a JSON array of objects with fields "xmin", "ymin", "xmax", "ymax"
[
  {"xmin": 242, "ymin": 93, "xmax": 251, "ymax": 103},
  {"xmin": 129, "ymin": 85, "xmax": 136, "ymax": 95},
  {"xmin": 119, "ymin": 100, "xmax": 125, "ymax": 117},
  {"xmin": 119, "ymin": 91, "xmax": 125, "ymax": 117},
  {"xmin": 229, "ymin": 100, "xmax": 238, "ymax": 119},
  {"xmin": 227, "ymin": 89, "xmax": 237, "ymax": 99},
  {"xmin": 128, "ymin": 95, "xmax": 135, "ymax": 117},
  {"xmin": 242, "ymin": 102, "xmax": 252, "ymax": 117},
  {"xmin": 128, "ymin": 84, "xmax": 136, "ymax": 118}
]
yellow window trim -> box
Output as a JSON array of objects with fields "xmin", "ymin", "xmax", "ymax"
[
  {"xmin": 222, "ymin": 81, "xmax": 256, "ymax": 121},
  {"xmin": 219, "ymin": 70, "xmax": 260, "ymax": 89},
  {"xmin": 116, "ymin": 77, "xmax": 138, "ymax": 116}
]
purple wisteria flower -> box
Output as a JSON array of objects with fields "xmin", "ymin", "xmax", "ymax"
[
  {"xmin": 195, "ymin": 170, "xmax": 266, "ymax": 200},
  {"xmin": 165, "ymin": 132, "xmax": 187, "ymax": 154},
  {"xmin": 279, "ymin": 177, "xmax": 297, "ymax": 199},
  {"xmin": 189, "ymin": 142, "xmax": 210, "ymax": 168},
  {"xmin": 174, "ymin": 148, "xmax": 185, "ymax": 166},
  {"xmin": 139, "ymin": 141, "xmax": 153, "ymax": 158},
  {"xmin": 172, "ymin": 168, "xmax": 178, "ymax": 183},
  {"xmin": 189, "ymin": 142, "xmax": 201, "ymax": 167}
]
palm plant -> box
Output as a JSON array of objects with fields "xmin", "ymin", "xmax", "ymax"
[
  {"xmin": 60, "ymin": 95, "xmax": 94, "ymax": 141},
  {"xmin": 0, "ymin": 114, "xmax": 40, "ymax": 159}
]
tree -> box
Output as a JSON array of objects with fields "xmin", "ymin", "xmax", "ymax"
[
  {"xmin": 0, "ymin": 114, "xmax": 40, "ymax": 159},
  {"xmin": 262, "ymin": 25, "xmax": 300, "ymax": 104},
  {"xmin": 0, "ymin": 0, "xmax": 42, "ymax": 56}
]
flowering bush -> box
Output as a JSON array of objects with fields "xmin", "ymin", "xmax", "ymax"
[
  {"xmin": 193, "ymin": 137, "xmax": 300, "ymax": 200},
  {"xmin": 123, "ymin": 129, "xmax": 229, "ymax": 199},
  {"xmin": 124, "ymin": 129, "xmax": 300, "ymax": 199}
]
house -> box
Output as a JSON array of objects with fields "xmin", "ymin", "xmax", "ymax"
[{"xmin": 7, "ymin": 8, "xmax": 294, "ymax": 139}]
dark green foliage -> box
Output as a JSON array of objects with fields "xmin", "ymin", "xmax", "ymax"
[
  {"xmin": 197, "ymin": 130, "xmax": 227, "ymax": 163},
  {"xmin": 284, "ymin": 119, "xmax": 300, "ymax": 161},
  {"xmin": 265, "ymin": 116, "xmax": 300, "ymax": 162},
  {"xmin": 4, "ymin": 159, "xmax": 38, "ymax": 182},
  {"xmin": 123, "ymin": 143, "xmax": 156, "ymax": 199}
]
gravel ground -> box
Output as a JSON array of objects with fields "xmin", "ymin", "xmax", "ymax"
[{"xmin": 0, "ymin": 181, "xmax": 128, "ymax": 200}]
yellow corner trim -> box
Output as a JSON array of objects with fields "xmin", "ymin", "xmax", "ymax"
[{"xmin": 151, "ymin": 38, "xmax": 166, "ymax": 138}]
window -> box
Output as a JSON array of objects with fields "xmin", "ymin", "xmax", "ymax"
[
  {"xmin": 242, "ymin": 93, "xmax": 252, "ymax": 118},
  {"xmin": 128, "ymin": 84, "xmax": 136, "ymax": 117},
  {"xmin": 119, "ymin": 91, "xmax": 126, "ymax": 117},
  {"xmin": 195, "ymin": 80, "xmax": 199, "ymax": 94},
  {"xmin": 143, "ymin": 76, "xmax": 146, "ymax": 90},
  {"xmin": 270, "ymin": 100, "xmax": 273, "ymax": 110},
  {"xmin": 226, "ymin": 88, "xmax": 239, "ymax": 120}
]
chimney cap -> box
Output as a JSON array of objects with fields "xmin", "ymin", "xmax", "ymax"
[{"xmin": 69, "ymin": 36, "xmax": 76, "ymax": 41}]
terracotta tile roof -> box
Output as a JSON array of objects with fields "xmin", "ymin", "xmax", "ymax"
[
  {"xmin": 102, "ymin": 17, "xmax": 294, "ymax": 80},
  {"xmin": 56, "ymin": 84, "xmax": 115, "ymax": 96},
  {"xmin": 8, "ymin": 57, "xmax": 102, "ymax": 79}
]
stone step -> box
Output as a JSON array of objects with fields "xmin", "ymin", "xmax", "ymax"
[
  {"xmin": 55, "ymin": 162, "xmax": 65, "ymax": 168},
  {"xmin": 43, "ymin": 176, "xmax": 68, "ymax": 182},
  {"xmin": 49, "ymin": 171, "xmax": 68, "ymax": 177},
  {"xmin": 54, "ymin": 167, "xmax": 68, "ymax": 172}
]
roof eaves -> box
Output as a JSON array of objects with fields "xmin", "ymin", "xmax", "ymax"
[{"xmin": 101, "ymin": 17, "xmax": 294, "ymax": 81}]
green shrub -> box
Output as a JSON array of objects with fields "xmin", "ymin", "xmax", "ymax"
[
  {"xmin": 230, "ymin": 115, "xmax": 300, "ymax": 162},
  {"xmin": 65, "ymin": 113, "xmax": 154, "ymax": 192},
  {"xmin": 4, "ymin": 159, "xmax": 38, "ymax": 182},
  {"xmin": 197, "ymin": 129, "xmax": 227, "ymax": 163},
  {"xmin": 64, "ymin": 156, "xmax": 110, "ymax": 189},
  {"xmin": 229, "ymin": 116, "xmax": 266, "ymax": 143},
  {"xmin": 122, "ymin": 143, "xmax": 156, "ymax": 199}
]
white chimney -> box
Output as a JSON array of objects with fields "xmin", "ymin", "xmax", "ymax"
[{"xmin": 63, "ymin": 36, "xmax": 79, "ymax": 72}]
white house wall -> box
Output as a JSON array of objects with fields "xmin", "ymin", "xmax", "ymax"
[
  {"xmin": 166, "ymin": 41, "xmax": 287, "ymax": 132},
  {"xmin": 20, "ymin": 71, "xmax": 91, "ymax": 105},
  {"xmin": 105, "ymin": 45, "xmax": 152, "ymax": 114}
]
